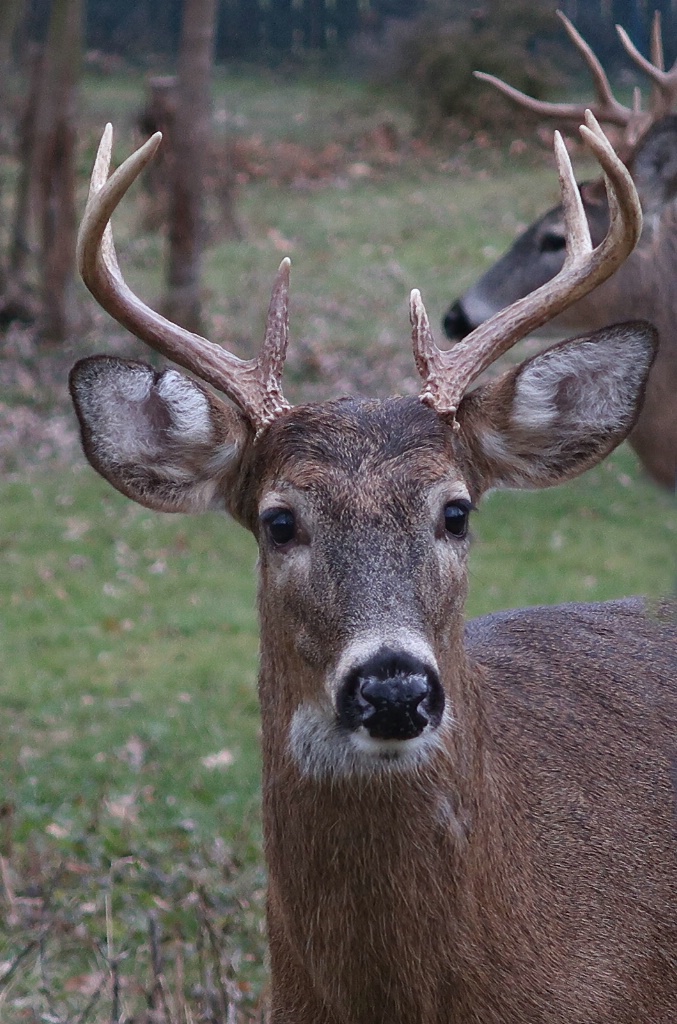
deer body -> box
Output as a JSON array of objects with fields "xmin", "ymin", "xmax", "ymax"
[
  {"xmin": 69, "ymin": 123, "xmax": 676, "ymax": 1022},
  {"xmin": 253, "ymin": 400, "xmax": 676, "ymax": 1024}
]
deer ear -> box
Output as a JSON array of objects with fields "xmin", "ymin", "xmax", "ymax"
[
  {"xmin": 630, "ymin": 116, "xmax": 677, "ymax": 214},
  {"xmin": 69, "ymin": 357, "xmax": 254, "ymax": 515},
  {"xmin": 457, "ymin": 322, "xmax": 657, "ymax": 492}
]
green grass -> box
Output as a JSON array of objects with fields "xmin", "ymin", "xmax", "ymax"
[{"xmin": 1, "ymin": 66, "xmax": 676, "ymax": 1021}]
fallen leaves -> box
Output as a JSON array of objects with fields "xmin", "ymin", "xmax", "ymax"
[{"xmin": 201, "ymin": 749, "xmax": 235, "ymax": 770}]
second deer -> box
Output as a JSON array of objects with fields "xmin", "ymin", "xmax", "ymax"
[{"xmin": 444, "ymin": 12, "xmax": 677, "ymax": 490}]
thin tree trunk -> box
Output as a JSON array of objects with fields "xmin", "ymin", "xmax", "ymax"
[
  {"xmin": 138, "ymin": 75, "xmax": 178, "ymax": 230},
  {"xmin": 164, "ymin": 0, "xmax": 219, "ymax": 333},
  {"xmin": 0, "ymin": 44, "xmax": 41, "ymax": 329},
  {"xmin": 0, "ymin": 0, "xmax": 24, "ymax": 149},
  {"xmin": 9, "ymin": 45, "xmax": 41, "ymax": 282},
  {"xmin": 32, "ymin": 0, "xmax": 82, "ymax": 343}
]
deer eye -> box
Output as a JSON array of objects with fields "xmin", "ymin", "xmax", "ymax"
[
  {"xmin": 539, "ymin": 232, "xmax": 566, "ymax": 253},
  {"xmin": 443, "ymin": 500, "xmax": 472, "ymax": 539},
  {"xmin": 262, "ymin": 508, "xmax": 296, "ymax": 547}
]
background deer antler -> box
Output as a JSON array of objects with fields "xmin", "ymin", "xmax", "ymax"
[
  {"xmin": 476, "ymin": 11, "xmax": 677, "ymax": 153},
  {"xmin": 412, "ymin": 112, "xmax": 642, "ymax": 417}
]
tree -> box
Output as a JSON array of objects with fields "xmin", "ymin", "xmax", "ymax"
[
  {"xmin": 0, "ymin": 0, "xmax": 25, "ymax": 148},
  {"xmin": 164, "ymin": 0, "xmax": 219, "ymax": 333},
  {"xmin": 31, "ymin": 0, "xmax": 82, "ymax": 342}
]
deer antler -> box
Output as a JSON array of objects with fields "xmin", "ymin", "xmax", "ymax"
[
  {"xmin": 411, "ymin": 112, "xmax": 642, "ymax": 418},
  {"xmin": 475, "ymin": 12, "xmax": 635, "ymax": 131},
  {"xmin": 617, "ymin": 13, "xmax": 677, "ymax": 119},
  {"xmin": 477, "ymin": 11, "xmax": 677, "ymax": 151},
  {"xmin": 78, "ymin": 124, "xmax": 291, "ymax": 433}
]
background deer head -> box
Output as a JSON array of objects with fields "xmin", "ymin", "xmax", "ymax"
[{"xmin": 444, "ymin": 12, "xmax": 677, "ymax": 490}]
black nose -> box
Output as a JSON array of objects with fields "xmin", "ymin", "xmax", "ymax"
[
  {"xmin": 337, "ymin": 648, "xmax": 444, "ymax": 742},
  {"xmin": 443, "ymin": 299, "xmax": 473, "ymax": 340}
]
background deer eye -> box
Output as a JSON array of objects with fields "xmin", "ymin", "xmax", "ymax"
[
  {"xmin": 263, "ymin": 509, "xmax": 296, "ymax": 546},
  {"xmin": 444, "ymin": 501, "xmax": 471, "ymax": 538},
  {"xmin": 539, "ymin": 232, "xmax": 566, "ymax": 253}
]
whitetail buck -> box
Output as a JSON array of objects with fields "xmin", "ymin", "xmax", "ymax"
[
  {"xmin": 70, "ymin": 119, "xmax": 676, "ymax": 1023},
  {"xmin": 444, "ymin": 12, "xmax": 677, "ymax": 490}
]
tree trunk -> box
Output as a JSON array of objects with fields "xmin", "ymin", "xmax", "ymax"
[
  {"xmin": 0, "ymin": 0, "xmax": 24, "ymax": 149},
  {"xmin": 31, "ymin": 0, "xmax": 83, "ymax": 343},
  {"xmin": 9, "ymin": 45, "xmax": 41, "ymax": 283},
  {"xmin": 137, "ymin": 75, "xmax": 178, "ymax": 230},
  {"xmin": 0, "ymin": 44, "xmax": 42, "ymax": 330},
  {"xmin": 164, "ymin": 0, "xmax": 218, "ymax": 333}
]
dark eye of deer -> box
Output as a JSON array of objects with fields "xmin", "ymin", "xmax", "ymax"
[
  {"xmin": 539, "ymin": 232, "xmax": 566, "ymax": 253},
  {"xmin": 263, "ymin": 509, "xmax": 296, "ymax": 547},
  {"xmin": 444, "ymin": 501, "xmax": 471, "ymax": 539}
]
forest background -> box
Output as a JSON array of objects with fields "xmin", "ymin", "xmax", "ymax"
[{"xmin": 1, "ymin": 1, "xmax": 676, "ymax": 1021}]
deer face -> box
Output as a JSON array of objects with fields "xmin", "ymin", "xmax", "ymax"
[
  {"xmin": 444, "ymin": 186, "xmax": 612, "ymax": 341},
  {"xmin": 250, "ymin": 398, "xmax": 464, "ymax": 764}
]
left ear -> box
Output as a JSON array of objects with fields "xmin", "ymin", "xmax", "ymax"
[{"xmin": 456, "ymin": 322, "xmax": 657, "ymax": 492}]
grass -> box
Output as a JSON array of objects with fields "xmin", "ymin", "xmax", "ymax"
[{"xmin": 1, "ymin": 65, "xmax": 676, "ymax": 1022}]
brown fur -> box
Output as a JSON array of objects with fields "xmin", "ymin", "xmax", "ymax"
[{"xmin": 250, "ymin": 405, "xmax": 677, "ymax": 1024}]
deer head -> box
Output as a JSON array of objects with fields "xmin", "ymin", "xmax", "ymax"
[{"xmin": 69, "ymin": 115, "xmax": 653, "ymax": 760}]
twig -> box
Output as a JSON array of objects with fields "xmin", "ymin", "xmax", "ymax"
[
  {"xmin": 110, "ymin": 956, "xmax": 120, "ymax": 1024},
  {"xmin": 38, "ymin": 930, "xmax": 64, "ymax": 1023},
  {"xmin": 105, "ymin": 894, "xmax": 121, "ymax": 1024},
  {"xmin": 173, "ymin": 936, "xmax": 186, "ymax": 1024},
  {"xmin": 0, "ymin": 855, "xmax": 19, "ymax": 926},
  {"xmin": 74, "ymin": 975, "xmax": 106, "ymax": 1024},
  {"xmin": 198, "ymin": 900, "xmax": 238, "ymax": 1022},
  {"xmin": 148, "ymin": 912, "xmax": 176, "ymax": 1024},
  {"xmin": 0, "ymin": 932, "xmax": 43, "ymax": 990}
]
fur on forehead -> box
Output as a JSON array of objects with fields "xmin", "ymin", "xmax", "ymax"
[{"xmin": 253, "ymin": 396, "xmax": 459, "ymax": 486}]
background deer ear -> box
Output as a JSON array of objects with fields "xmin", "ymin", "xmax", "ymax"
[
  {"xmin": 629, "ymin": 115, "xmax": 677, "ymax": 214},
  {"xmin": 70, "ymin": 357, "xmax": 254, "ymax": 515},
  {"xmin": 457, "ymin": 322, "xmax": 657, "ymax": 492},
  {"xmin": 578, "ymin": 179, "xmax": 608, "ymax": 207}
]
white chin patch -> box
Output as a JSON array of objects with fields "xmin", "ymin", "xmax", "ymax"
[
  {"xmin": 288, "ymin": 703, "xmax": 450, "ymax": 780},
  {"xmin": 349, "ymin": 729, "xmax": 431, "ymax": 757}
]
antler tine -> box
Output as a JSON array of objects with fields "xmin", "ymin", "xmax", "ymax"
[
  {"xmin": 413, "ymin": 113, "xmax": 642, "ymax": 418},
  {"xmin": 474, "ymin": 12, "xmax": 633, "ymax": 129},
  {"xmin": 651, "ymin": 11, "xmax": 664, "ymax": 72},
  {"xmin": 78, "ymin": 125, "xmax": 291, "ymax": 434},
  {"xmin": 617, "ymin": 21, "xmax": 677, "ymax": 119}
]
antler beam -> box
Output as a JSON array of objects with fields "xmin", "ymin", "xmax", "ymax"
[
  {"xmin": 617, "ymin": 14, "xmax": 677, "ymax": 119},
  {"xmin": 78, "ymin": 124, "xmax": 291, "ymax": 434},
  {"xmin": 412, "ymin": 112, "xmax": 642, "ymax": 418},
  {"xmin": 475, "ymin": 12, "xmax": 635, "ymax": 130}
]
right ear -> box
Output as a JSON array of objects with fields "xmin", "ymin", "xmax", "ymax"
[
  {"xmin": 69, "ymin": 356, "xmax": 254, "ymax": 515},
  {"xmin": 455, "ymin": 321, "xmax": 657, "ymax": 494}
]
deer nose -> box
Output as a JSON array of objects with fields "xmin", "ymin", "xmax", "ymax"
[
  {"xmin": 337, "ymin": 649, "xmax": 445, "ymax": 742},
  {"xmin": 443, "ymin": 299, "xmax": 474, "ymax": 340}
]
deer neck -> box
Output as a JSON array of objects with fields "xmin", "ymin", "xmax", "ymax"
[{"xmin": 256, "ymin": 628, "xmax": 530, "ymax": 1020}]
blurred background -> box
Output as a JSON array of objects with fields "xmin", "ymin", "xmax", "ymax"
[{"xmin": 1, "ymin": 1, "xmax": 676, "ymax": 1020}]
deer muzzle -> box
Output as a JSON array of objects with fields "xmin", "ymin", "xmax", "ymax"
[
  {"xmin": 337, "ymin": 648, "xmax": 445, "ymax": 743},
  {"xmin": 442, "ymin": 299, "xmax": 474, "ymax": 341}
]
